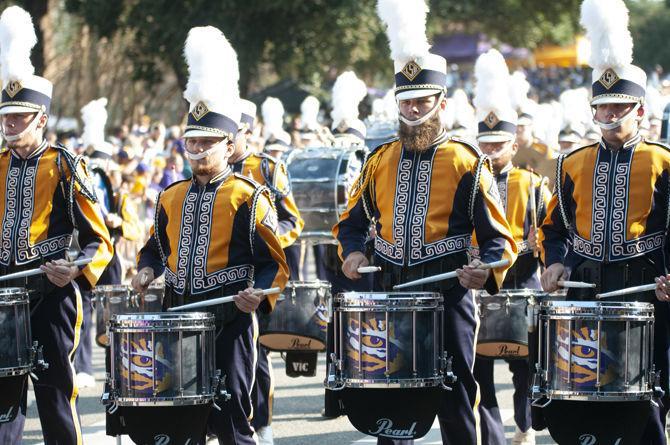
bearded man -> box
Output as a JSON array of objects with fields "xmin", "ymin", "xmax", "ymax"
[{"xmin": 333, "ymin": 3, "xmax": 516, "ymax": 443}]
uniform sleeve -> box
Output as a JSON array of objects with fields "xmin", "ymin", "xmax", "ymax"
[
  {"xmin": 137, "ymin": 197, "xmax": 168, "ymax": 277},
  {"xmin": 273, "ymin": 162, "xmax": 304, "ymax": 248},
  {"xmin": 472, "ymin": 163, "xmax": 518, "ymax": 295},
  {"xmin": 252, "ymin": 190, "xmax": 289, "ymax": 313},
  {"xmin": 539, "ymin": 167, "xmax": 570, "ymax": 266},
  {"xmin": 70, "ymin": 162, "xmax": 114, "ymax": 291},
  {"xmin": 332, "ymin": 159, "xmax": 373, "ymax": 261},
  {"xmin": 119, "ymin": 194, "xmax": 143, "ymax": 242}
]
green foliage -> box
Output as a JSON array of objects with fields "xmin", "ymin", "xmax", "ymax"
[
  {"xmin": 628, "ymin": 0, "xmax": 670, "ymax": 72},
  {"xmin": 64, "ymin": 0, "xmax": 588, "ymax": 96}
]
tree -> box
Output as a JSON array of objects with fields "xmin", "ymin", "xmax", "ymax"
[
  {"xmin": 628, "ymin": 0, "xmax": 670, "ymax": 73},
  {"xmin": 65, "ymin": 0, "xmax": 583, "ymax": 97}
]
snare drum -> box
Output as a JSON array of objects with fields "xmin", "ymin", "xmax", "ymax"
[
  {"xmin": 259, "ymin": 281, "xmax": 331, "ymax": 352},
  {"xmin": 477, "ymin": 289, "xmax": 545, "ymax": 359},
  {"xmin": 329, "ymin": 292, "xmax": 450, "ymax": 388},
  {"xmin": 532, "ymin": 300, "xmax": 655, "ymax": 402},
  {"xmin": 106, "ymin": 312, "xmax": 217, "ymax": 406},
  {"xmin": 94, "ymin": 284, "xmax": 164, "ymax": 347},
  {"xmin": 286, "ymin": 146, "xmax": 366, "ymax": 239},
  {"xmin": 0, "ymin": 288, "xmax": 34, "ymax": 377},
  {"xmin": 327, "ymin": 292, "xmax": 452, "ymax": 440}
]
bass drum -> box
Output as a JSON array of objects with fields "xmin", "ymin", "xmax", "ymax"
[{"xmin": 286, "ymin": 146, "xmax": 367, "ymax": 240}]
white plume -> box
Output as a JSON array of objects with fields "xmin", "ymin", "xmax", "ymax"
[
  {"xmin": 382, "ymin": 88, "xmax": 397, "ymax": 120},
  {"xmin": 473, "ymin": 49, "xmax": 512, "ymax": 120},
  {"xmin": 559, "ymin": 88, "xmax": 592, "ymax": 126},
  {"xmin": 331, "ymin": 71, "xmax": 367, "ymax": 127},
  {"xmin": 262, "ymin": 97, "xmax": 285, "ymax": 138},
  {"xmin": 300, "ymin": 95, "xmax": 320, "ymax": 131},
  {"xmin": 81, "ymin": 97, "xmax": 108, "ymax": 148},
  {"xmin": 183, "ymin": 26, "xmax": 239, "ymax": 112},
  {"xmin": 645, "ymin": 86, "xmax": 668, "ymax": 120},
  {"xmin": 451, "ymin": 89, "xmax": 476, "ymax": 129},
  {"xmin": 0, "ymin": 6, "xmax": 37, "ymax": 84},
  {"xmin": 509, "ymin": 71, "xmax": 530, "ymax": 111},
  {"xmin": 377, "ymin": 0, "xmax": 431, "ymax": 64},
  {"xmin": 580, "ymin": 0, "xmax": 633, "ymax": 70}
]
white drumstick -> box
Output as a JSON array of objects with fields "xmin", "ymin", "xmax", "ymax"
[
  {"xmin": 357, "ymin": 266, "xmax": 381, "ymax": 274},
  {"xmin": 596, "ymin": 283, "xmax": 657, "ymax": 299},
  {"xmin": 0, "ymin": 257, "xmax": 93, "ymax": 283},
  {"xmin": 167, "ymin": 287, "xmax": 281, "ymax": 311},
  {"xmin": 393, "ymin": 259, "xmax": 510, "ymax": 290},
  {"xmin": 557, "ymin": 280, "xmax": 596, "ymax": 289}
]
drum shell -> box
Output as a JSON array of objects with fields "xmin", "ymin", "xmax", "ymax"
[
  {"xmin": 534, "ymin": 301, "xmax": 655, "ymax": 401},
  {"xmin": 95, "ymin": 284, "xmax": 165, "ymax": 347},
  {"xmin": 476, "ymin": 289, "xmax": 545, "ymax": 359},
  {"xmin": 287, "ymin": 147, "xmax": 366, "ymax": 239},
  {"xmin": 259, "ymin": 281, "xmax": 331, "ymax": 352},
  {"xmin": 108, "ymin": 312, "xmax": 216, "ymax": 406},
  {"xmin": 0, "ymin": 288, "xmax": 31, "ymax": 376},
  {"xmin": 332, "ymin": 292, "xmax": 445, "ymax": 388}
]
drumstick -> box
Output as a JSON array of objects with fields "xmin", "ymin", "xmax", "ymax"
[
  {"xmin": 596, "ymin": 283, "xmax": 657, "ymax": 299},
  {"xmin": 528, "ymin": 170, "xmax": 539, "ymax": 258},
  {"xmin": 167, "ymin": 287, "xmax": 281, "ymax": 311},
  {"xmin": 0, "ymin": 257, "xmax": 93, "ymax": 282},
  {"xmin": 357, "ymin": 266, "xmax": 381, "ymax": 274},
  {"xmin": 557, "ymin": 280, "xmax": 596, "ymax": 289},
  {"xmin": 393, "ymin": 259, "xmax": 510, "ymax": 290}
]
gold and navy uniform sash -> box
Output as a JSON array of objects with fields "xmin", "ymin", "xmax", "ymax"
[
  {"xmin": 231, "ymin": 151, "xmax": 304, "ymax": 249},
  {"xmin": 334, "ymin": 134, "xmax": 517, "ymax": 292},
  {"xmin": 0, "ymin": 143, "xmax": 113, "ymax": 289},
  {"xmin": 540, "ymin": 136, "xmax": 670, "ymax": 265},
  {"xmin": 137, "ymin": 170, "xmax": 288, "ymax": 310}
]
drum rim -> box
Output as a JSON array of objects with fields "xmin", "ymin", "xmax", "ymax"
[
  {"xmin": 109, "ymin": 394, "xmax": 215, "ymax": 406},
  {"xmin": 479, "ymin": 289, "xmax": 548, "ymax": 298},
  {"xmin": 0, "ymin": 366, "xmax": 31, "ymax": 377},
  {"xmin": 284, "ymin": 280, "xmax": 331, "ymax": 289},
  {"xmin": 111, "ymin": 312, "xmax": 213, "ymax": 320},
  {"xmin": 0, "ymin": 287, "xmax": 28, "ymax": 297},
  {"xmin": 336, "ymin": 375, "xmax": 445, "ymax": 389},
  {"xmin": 336, "ymin": 291, "xmax": 442, "ymax": 300},
  {"xmin": 540, "ymin": 300, "xmax": 654, "ymax": 310},
  {"xmin": 534, "ymin": 389, "xmax": 652, "ymax": 401},
  {"xmin": 92, "ymin": 284, "xmax": 133, "ymax": 293}
]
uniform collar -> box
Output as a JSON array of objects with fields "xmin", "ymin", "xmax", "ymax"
[
  {"xmin": 497, "ymin": 163, "xmax": 514, "ymax": 177},
  {"xmin": 193, "ymin": 166, "xmax": 232, "ymax": 186},
  {"xmin": 230, "ymin": 147, "xmax": 253, "ymax": 165},
  {"xmin": 10, "ymin": 139, "xmax": 48, "ymax": 160},
  {"xmin": 601, "ymin": 132, "xmax": 642, "ymax": 151}
]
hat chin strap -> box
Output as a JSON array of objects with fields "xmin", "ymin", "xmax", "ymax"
[
  {"xmin": 398, "ymin": 93, "xmax": 444, "ymax": 127},
  {"xmin": 184, "ymin": 139, "xmax": 227, "ymax": 161},
  {"xmin": 2, "ymin": 110, "xmax": 44, "ymax": 142},
  {"xmin": 593, "ymin": 102, "xmax": 641, "ymax": 131}
]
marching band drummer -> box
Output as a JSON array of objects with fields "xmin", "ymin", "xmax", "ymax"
[
  {"xmin": 470, "ymin": 49, "xmax": 552, "ymax": 445},
  {"xmin": 0, "ymin": 7, "xmax": 113, "ymax": 444},
  {"xmin": 74, "ymin": 98, "xmax": 143, "ymax": 388},
  {"xmin": 334, "ymin": 1, "xmax": 517, "ymax": 443},
  {"xmin": 132, "ymin": 26, "xmax": 288, "ymax": 445},
  {"xmin": 230, "ymin": 98, "xmax": 304, "ymax": 445},
  {"xmin": 540, "ymin": 0, "xmax": 670, "ymax": 442}
]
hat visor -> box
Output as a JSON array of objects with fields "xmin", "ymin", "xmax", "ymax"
[
  {"xmin": 0, "ymin": 105, "xmax": 40, "ymax": 115},
  {"xmin": 558, "ymin": 135, "xmax": 582, "ymax": 144},
  {"xmin": 183, "ymin": 128, "xmax": 228, "ymax": 139},
  {"xmin": 517, "ymin": 117, "xmax": 533, "ymax": 126},
  {"xmin": 477, "ymin": 134, "xmax": 515, "ymax": 143},
  {"xmin": 590, "ymin": 95, "xmax": 640, "ymax": 106},
  {"xmin": 396, "ymin": 88, "xmax": 444, "ymax": 101}
]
